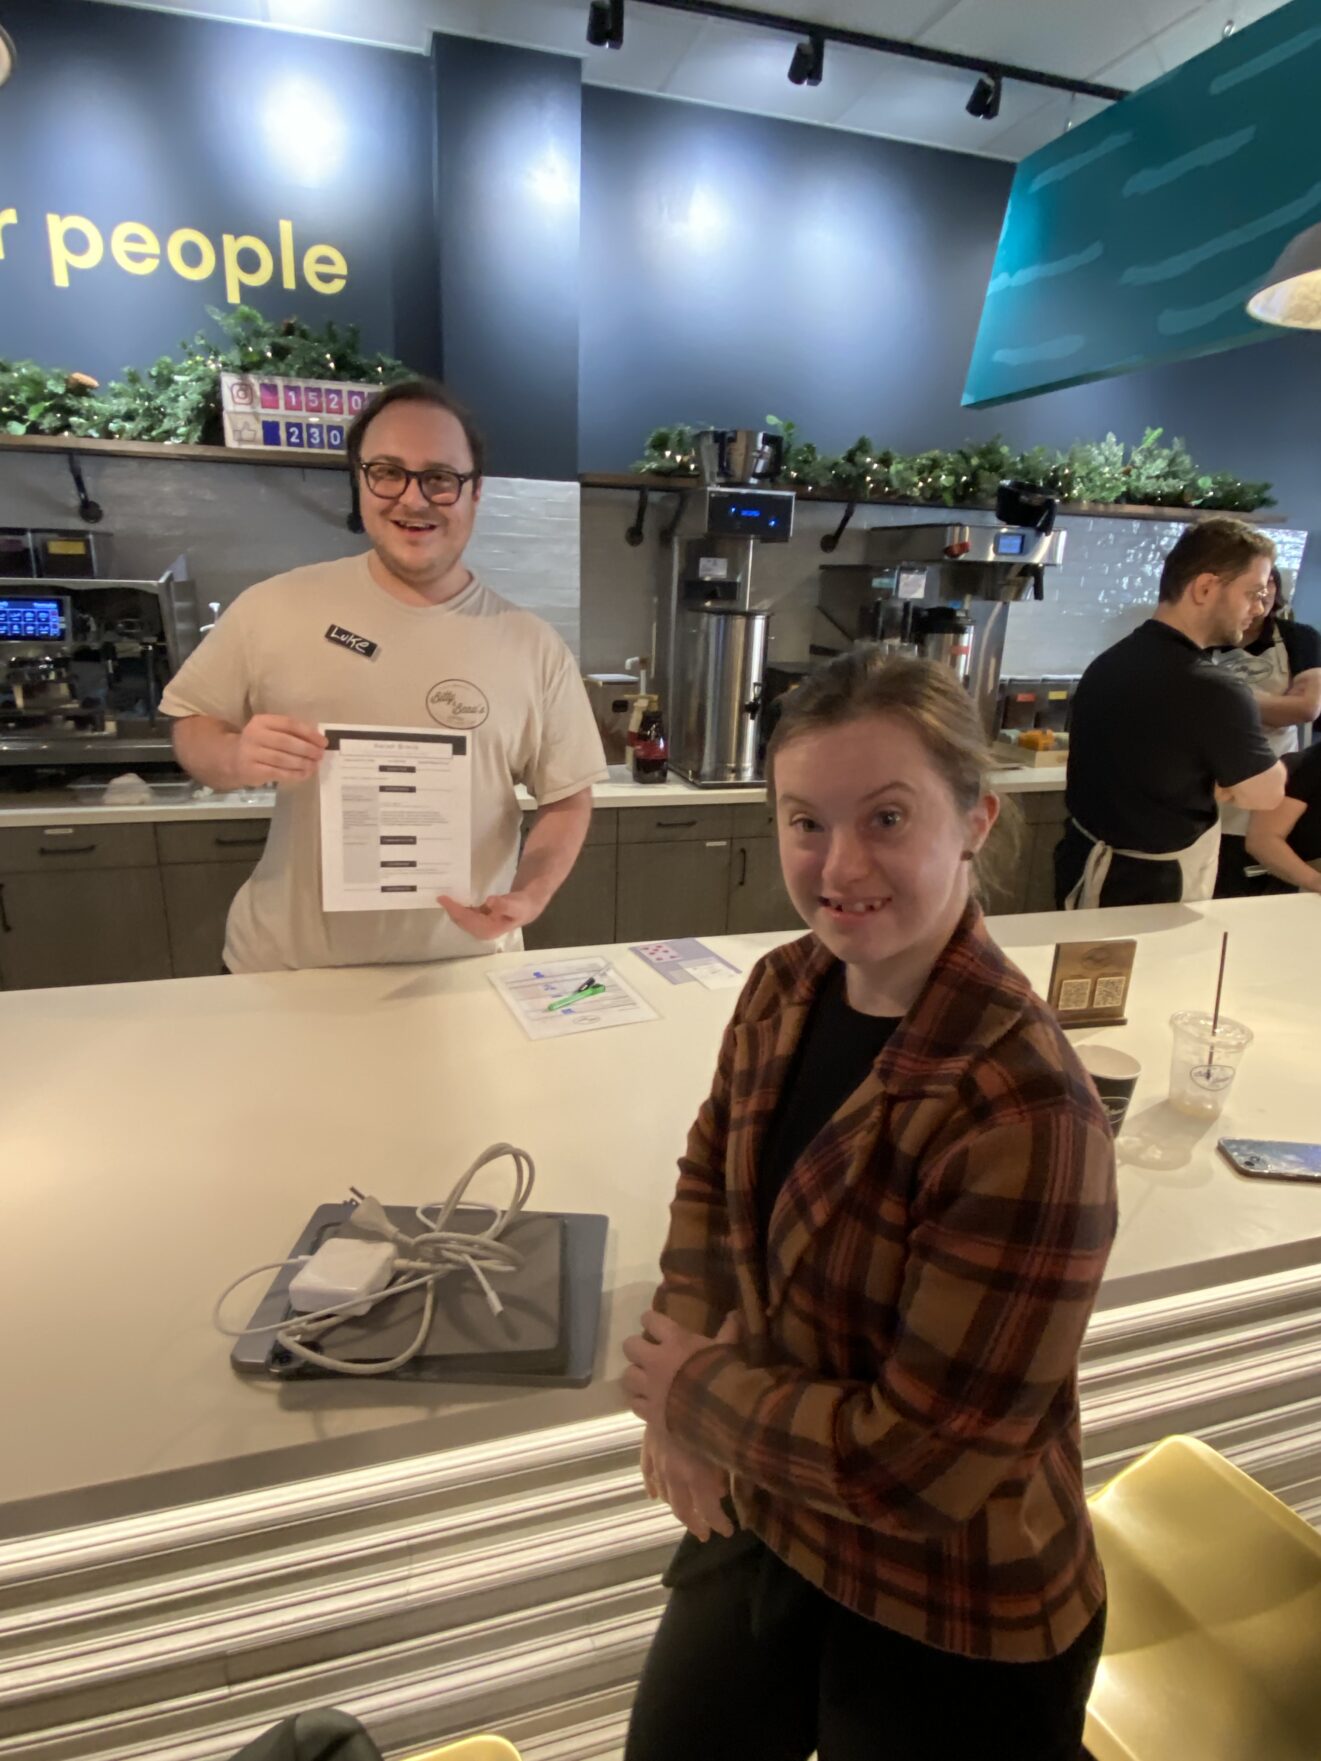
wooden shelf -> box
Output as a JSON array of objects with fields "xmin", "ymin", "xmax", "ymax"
[
  {"xmin": 0, "ymin": 432, "xmax": 347, "ymax": 471},
  {"xmin": 578, "ymin": 472, "xmax": 1281, "ymax": 525},
  {"xmin": 0, "ymin": 440, "xmax": 1281, "ymax": 522}
]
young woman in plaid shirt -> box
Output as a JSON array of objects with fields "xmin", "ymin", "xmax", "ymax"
[{"xmin": 623, "ymin": 650, "xmax": 1117, "ymax": 1761}]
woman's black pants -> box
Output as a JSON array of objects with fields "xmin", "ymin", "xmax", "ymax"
[{"xmin": 625, "ymin": 1531, "xmax": 1105, "ymax": 1761}]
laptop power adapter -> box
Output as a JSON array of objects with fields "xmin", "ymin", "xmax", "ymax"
[{"xmin": 288, "ymin": 1238, "xmax": 396, "ymax": 1315}]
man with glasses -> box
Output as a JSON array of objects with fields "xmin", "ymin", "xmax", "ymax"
[{"xmin": 162, "ymin": 379, "xmax": 607, "ymax": 972}]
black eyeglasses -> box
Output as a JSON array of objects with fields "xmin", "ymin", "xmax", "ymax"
[{"xmin": 360, "ymin": 459, "xmax": 478, "ymax": 507}]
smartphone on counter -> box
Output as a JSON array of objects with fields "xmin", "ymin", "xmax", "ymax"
[{"xmin": 1218, "ymin": 1139, "xmax": 1321, "ymax": 1184}]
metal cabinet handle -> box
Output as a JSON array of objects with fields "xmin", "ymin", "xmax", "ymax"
[
  {"xmin": 0, "ymin": 883, "xmax": 10, "ymax": 934},
  {"xmin": 39, "ymin": 843, "xmax": 97, "ymax": 856},
  {"xmin": 738, "ymin": 847, "xmax": 748, "ymax": 887},
  {"xmin": 653, "ymin": 818, "xmax": 697, "ymax": 829},
  {"xmin": 213, "ymin": 835, "xmax": 267, "ymax": 848}
]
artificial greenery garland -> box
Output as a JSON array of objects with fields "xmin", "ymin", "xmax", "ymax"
[
  {"xmin": 0, "ymin": 331, "xmax": 1279, "ymax": 515},
  {"xmin": 634, "ymin": 419, "xmax": 1274, "ymax": 513},
  {"xmin": 0, "ymin": 307, "xmax": 411, "ymax": 447}
]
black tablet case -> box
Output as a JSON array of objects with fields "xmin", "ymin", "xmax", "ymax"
[{"xmin": 230, "ymin": 1204, "xmax": 607, "ymax": 1389}]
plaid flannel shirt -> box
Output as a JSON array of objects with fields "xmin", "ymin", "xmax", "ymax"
[{"xmin": 654, "ymin": 901, "xmax": 1117, "ymax": 1662}]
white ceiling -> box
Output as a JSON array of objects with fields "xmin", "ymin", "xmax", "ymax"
[{"xmin": 92, "ymin": 0, "xmax": 1295, "ymax": 160}]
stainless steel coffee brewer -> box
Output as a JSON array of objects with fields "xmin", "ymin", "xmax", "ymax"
[
  {"xmin": 813, "ymin": 486, "xmax": 1066, "ymax": 736},
  {"xmin": 653, "ymin": 429, "xmax": 795, "ymax": 786}
]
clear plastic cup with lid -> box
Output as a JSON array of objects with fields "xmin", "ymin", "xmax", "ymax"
[{"xmin": 1167, "ymin": 1011, "xmax": 1253, "ymax": 1120}]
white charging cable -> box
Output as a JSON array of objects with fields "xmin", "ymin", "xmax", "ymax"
[{"xmin": 213, "ymin": 1143, "xmax": 536, "ymax": 1377}]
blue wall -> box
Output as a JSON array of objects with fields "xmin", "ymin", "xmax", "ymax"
[
  {"xmin": 578, "ymin": 87, "xmax": 1321, "ymax": 619},
  {"xmin": 0, "ymin": 0, "xmax": 439, "ymax": 382},
  {"xmin": 431, "ymin": 37, "xmax": 581, "ymax": 481},
  {"xmin": 2, "ymin": 5, "xmax": 1319, "ymax": 615},
  {"xmin": 579, "ymin": 88, "xmax": 1013, "ymax": 465}
]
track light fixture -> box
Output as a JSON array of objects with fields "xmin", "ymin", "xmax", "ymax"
[
  {"xmin": 0, "ymin": 26, "xmax": 14, "ymax": 89},
  {"xmin": 966, "ymin": 71, "xmax": 1002, "ymax": 119},
  {"xmin": 586, "ymin": 0, "xmax": 624, "ymax": 51},
  {"xmin": 788, "ymin": 32, "xmax": 824, "ymax": 87},
  {"xmin": 635, "ymin": 4, "xmax": 1125, "ymax": 105}
]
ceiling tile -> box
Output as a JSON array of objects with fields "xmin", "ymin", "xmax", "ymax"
[
  {"xmin": 1094, "ymin": 2, "xmax": 1292, "ymax": 88},
  {"xmin": 980, "ymin": 90, "xmax": 1112, "ymax": 163},
  {"xmin": 581, "ymin": 13, "xmax": 742, "ymax": 97},
  {"xmin": 917, "ymin": 0, "xmax": 1204, "ymax": 84},
  {"xmin": 829, "ymin": 54, "xmax": 1057, "ymax": 159},
  {"xmin": 639, "ymin": 21, "xmax": 888, "ymax": 125},
  {"xmin": 94, "ymin": 0, "xmax": 1302, "ymax": 163},
  {"xmin": 772, "ymin": 0, "xmax": 961, "ymax": 34},
  {"xmin": 268, "ymin": 0, "xmax": 452, "ymax": 48},
  {"xmin": 121, "ymin": 0, "xmax": 261, "ymax": 19}
]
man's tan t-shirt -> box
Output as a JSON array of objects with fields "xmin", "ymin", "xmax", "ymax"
[{"xmin": 160, "ymin": 555, "xmax": 607, "ymax": 972}]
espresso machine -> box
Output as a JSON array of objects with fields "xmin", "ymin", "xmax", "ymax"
[
  {"xmin": 0, "ymin": 531, "xmax": 199, "ymax": 771},
  {"xmin": 813, "ymin": 485, "xmax": 1066, "ymax": 736},
  {"xmin": 653, "ymin": 429, "xmax": 795, "ymax": 786}
]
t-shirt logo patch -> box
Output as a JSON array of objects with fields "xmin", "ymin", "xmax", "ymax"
[
  {"xmin": 325, "ymin": 624, "xmax": 379, "ymax": 661},
  {"xmin": 427, "ymin": 678, "xmax": 489, "ymax": 729}
]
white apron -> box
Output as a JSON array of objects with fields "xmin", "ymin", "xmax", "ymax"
[
  {"xmin": 1212, "ymin": 627, "xmax": 1298, "ymax": 837},
  {"xmin": 1063, "ymin": 817, "xmax": 1222, "ymax": 910}
]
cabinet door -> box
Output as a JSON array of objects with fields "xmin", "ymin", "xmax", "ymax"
[
  {"xmin": 618, "ymin": 806, "xmax": 734, "ymax": 844},
  {"xmin": 1023, "ymin": 794, "xmax": 1067, "ymax": 915},
  {"xmin": 0, "ymin": 823, "xmax": 157, "ymax": 873},
  {"xmin": 161, "ymin": 861, "xmax": 260, "ymax": 977},
  {"xmin": 617, "ymin": 840, "xmax": 731, "ymax": 942},
  {"xmin": 727, "ymin": 838, "xmax": 799, "ymax": 934},
  {"xmin": 523, "ymin": 846, "xmax": 618, "ymax": 951},
  {"xmin": 980, "ymin": 810, "xmax": 1028, "ymax": 915},
  {"xmin": 156, "ymin": 820, "xmax": 271, "ymax": 864},
  {"xmin": 0, "ymin": 868, "xmax": 172, "ymax": 989},
  {"xmin": 980, "ymin": 791, "xmax": 1067, "ymax": 917}
]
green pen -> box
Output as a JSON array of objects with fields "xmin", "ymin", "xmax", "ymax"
[{"xmin": 547, "ymin": 980, "xmax": 607, "ymax": 1012}]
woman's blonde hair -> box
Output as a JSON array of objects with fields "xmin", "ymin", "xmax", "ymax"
[{"xmin": 765, "ymin": 647, "xmax": 1016, "ymax": 892}]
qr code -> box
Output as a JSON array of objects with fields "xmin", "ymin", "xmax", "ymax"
[
  {"xmin": 1093, "ymin": 975, "xmax": 1127, "ymax": 1009},
  {"xmin": 1057, "ymin": 977, "xmax": 1093, "ymax": 1010}
]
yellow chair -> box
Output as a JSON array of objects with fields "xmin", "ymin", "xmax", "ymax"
[
  {"xmin": 400, "ymin": 1741, "xmax": 522, "ymax": 1761},
  {"xmin": 1085, "ymin": 1434, "xmax": 1321, "ymax": 1761}
]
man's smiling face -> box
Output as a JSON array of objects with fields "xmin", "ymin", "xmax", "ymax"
[{"xmin": 356, "ymin": 399, "xmax": 481, "ymax": 592}]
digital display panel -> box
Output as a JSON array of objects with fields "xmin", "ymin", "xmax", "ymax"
[
  {"xmin": 705, "ymin": 489, "xmax": 795, "ymax": 544},
  {"xmin": 994, "ymin": 530, "xmax": 1027, "ymax": 556},
  {"xmin": 0, "ymin": 597, "xmax": 67, "ymax": 641}
]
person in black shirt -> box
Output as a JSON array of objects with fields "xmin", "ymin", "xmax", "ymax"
[
  {"xmin": 1210, "ymin": 565, "xmax": 1321, "ymax": 895},
  {"xmin": 1055, "ymin": 518, "xmax": 1285, "ymax": 909},
  {"xmin": 1245, "ymin": 744, "xmax": 1321, "ymax": 896}
]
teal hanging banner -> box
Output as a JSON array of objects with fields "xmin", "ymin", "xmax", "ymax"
[{"xmin": 963, "ymin": 0, "xmax": 1321, "ymax": 408}]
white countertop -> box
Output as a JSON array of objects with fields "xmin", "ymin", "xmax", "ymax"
[
  {"xmin": 0, "ymin": 765, "xmax": 1063, "ymax": 829},
  {"xmin": 0, "ymin": 893, "xmax": 1317, "ymax": 1530}
]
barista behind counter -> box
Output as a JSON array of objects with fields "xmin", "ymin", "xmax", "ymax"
[
  {"xmin": 1055, "ymin": 519, "xmax": 1286, "ymax": 910},
  {"xmin": 162, "ymin": 379, "xmax": 607, "ymax": 973},
  {"xmin": 1246, "ymin": 743, "xmax": 1321, "ymax": 896},
  {"xmin": 1210, "ymin": 564, "xmax": 1321, "ymax": 896}
]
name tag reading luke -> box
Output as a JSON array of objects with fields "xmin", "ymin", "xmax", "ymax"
[
  {"xmin": 325, "ymin": 624, "xmax": 379, "ymax": 661},
  {"xmin": 1047, "ymin": 938, "xmax": 1137, "ymax": 1027}
]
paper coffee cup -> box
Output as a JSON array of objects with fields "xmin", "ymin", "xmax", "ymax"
[{"xmin": 1077, "ymin": 1044, "xmax": 1141, "ymax": 1134}]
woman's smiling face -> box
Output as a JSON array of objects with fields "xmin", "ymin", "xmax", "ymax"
[{"xmin": 774, "ymin": 712, "xmax": 997, "ymax": 973}]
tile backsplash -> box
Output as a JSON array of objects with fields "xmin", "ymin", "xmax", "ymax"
[
  {"xmin": 0, "ymin": 450, "xmax": 1303, "ymax": 684},
  {"xmin": 578, "ymin": 488, "xmax": 1309, "ymax": 683},
  {"xmin": 1000, "ymin": 517, "xmax": 1307, "ymax": 678},
  {"xmin": 0, "ymin": 454, "xmax": 582, "ymax": 654}
]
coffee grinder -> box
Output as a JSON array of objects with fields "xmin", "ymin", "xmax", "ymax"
[{"xmin": 652, "ymin": 429, "xmax": 795, "ymax": 786}]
